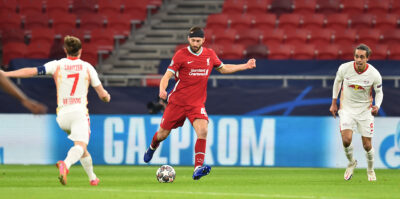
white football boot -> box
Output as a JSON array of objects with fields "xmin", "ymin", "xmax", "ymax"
[
  {"xmin": 344, "ymin": 160, "xmax": 357, "ymax": 180},
  {"xmin": 367, "ymin": 170, "xmax": 376, "ymax": 181}
]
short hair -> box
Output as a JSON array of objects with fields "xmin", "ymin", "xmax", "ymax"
[
  {"xmin": 188, "ymin": 26, "xmax": 204, "ymax": 38},
  {"xmin": 354, "ymin": 44, "xmax": 372, "ymax": 58},
  {"xmin": 64, "ymin": 35, "xmax": 82, "ymax": 57}
]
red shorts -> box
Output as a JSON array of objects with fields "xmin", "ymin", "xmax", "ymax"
[{"xmin": 160, "ymin": 103, "xmax": 208, "ymax": 130}]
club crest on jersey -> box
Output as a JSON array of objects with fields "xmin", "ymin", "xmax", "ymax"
[
  {"xmin": 348, "ymin": 84, "xmax": 365, "ymax": 90},
  {"xmin": 207, "ymin": 58, "xmax": 210, "ymax": 66}
]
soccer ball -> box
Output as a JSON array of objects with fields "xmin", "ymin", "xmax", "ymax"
[{"xmin": 156, "ymin": 165, "xmax": 176, "ymax": 183}]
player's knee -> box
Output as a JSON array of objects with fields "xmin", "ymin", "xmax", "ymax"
[
  {"xmin": 197, "ymin": 128, "xmax": 208, "ymax": 139},
  {"xmin": 363, "ymin": 143, "xmax": 372, "ymax": 151},
  {"xmin": 342, "ymin": 140, "xmax": 351, "ymax": 147}
]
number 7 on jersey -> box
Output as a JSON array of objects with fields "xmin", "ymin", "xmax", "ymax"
[{"xmin": 67, "ymin": 73, "xmax": 79, "ymax": 96}]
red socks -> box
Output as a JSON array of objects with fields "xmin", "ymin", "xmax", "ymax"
[
  {"xmin": 150, "ymin": 132, "xmax": 160, "ymax": 149},
  {"xmin": 194, "ymin": 138, "xmax": 206, "ymax": 168}
]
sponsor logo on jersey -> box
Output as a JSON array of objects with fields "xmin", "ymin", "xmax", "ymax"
[
  {"xmin": 348, "ymin": 84, "xmax": 365, "ymax": 90},
  {"xmin": 189, "ymin": 69, "xmax": 209, "ymax": 76},
  {"xmin": 187, "ymin": 61, "xmax": 194, "ymax": 64}
]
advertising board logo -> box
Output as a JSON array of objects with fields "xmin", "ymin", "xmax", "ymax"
[{"xmin": 379, "ymin": 122, "xmax": 400, "ymax": 168}]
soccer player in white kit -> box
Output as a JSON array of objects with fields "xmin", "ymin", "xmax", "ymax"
[
  {"xmin": 3, "ymin": 36, "xmax": 111, "ymax": 186},
  {"xmin": 329, "ymin": 44, "xmax": 383, "ymax": 181}
]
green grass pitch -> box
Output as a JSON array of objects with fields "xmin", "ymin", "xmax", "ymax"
[{"xmin": 0, "ymin": 165, "xmax": 399, "ymax": 199}]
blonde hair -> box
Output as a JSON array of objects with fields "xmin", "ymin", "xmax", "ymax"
[{"xmin": 63, "ymin": 35, "xmax": 82, "ymax": 57}]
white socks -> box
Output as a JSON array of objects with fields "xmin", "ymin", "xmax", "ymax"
[
  {"xmin": 366, "ymin": 148, "xmax": 375, "ymax": 171},
  {"xmin": 64, "ymin": 145, "xmax": 84, "ymax": 169},
  {"xmin": 80, "ymin": 155, "xmax": 97, "ymax": 181},
  {"xmin": 344, "ymin": 145, "xmax": 355, "ymax": 163}
]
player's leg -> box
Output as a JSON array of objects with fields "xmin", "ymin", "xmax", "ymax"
[
  {"xmin": 359, "ymin": 115, "xmax": 376, "ymax": 181},
  {"xmin": 144, "ymin": 127, "xmax": 171, "ymax": 163},
  {"xmin": 192, "ymin": 118, "xmax": 211, "ymax": 180},
  {"xmin": 80, "ymin": 149, "xmax": 99, "ymax": 185},
  {"xmin": 362, "ymin": 136, "xmax": 376, "ymax": 181},
  {"xmin": 339, "ymin": 111, "xmax": 357, "ymax": 180},
  {"xmin": 56, "ymin": 141, "xmax": 85, "ymax": 185},
  {"xmin": 144, "ymin": 103, "xmax": 185, "ymax": 163}
]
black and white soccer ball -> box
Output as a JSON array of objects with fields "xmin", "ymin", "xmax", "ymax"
[{"xmin": 156, "ymin": 165, "xmax": 176, "ymax": 183}]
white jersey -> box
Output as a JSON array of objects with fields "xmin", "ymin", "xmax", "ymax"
[
  {"xmin": 333, "ymin": 61, "xmax": 383, "ymax": 115},
  {"xmin": 44, "ymin": 57, "xmax": 101, "ymax": 114}
]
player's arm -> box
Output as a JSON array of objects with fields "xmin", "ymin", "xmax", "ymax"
[
  {"xmin": 330, "ymin": 65, "xmax": 344, "ymax": 118},
  {"xmin": 159, "ymin": 70, "xmax": 174, "ymax": 100},
  {"xmin": 0, "ymin": 70, "xmax": 47, "ymax": 114},
  {"xmin": 2, "ymin": 67, "xmax": 38, "ymax": 78},
  {"xmin": 94, "ymin": 84, "xmax": 110, "ymax": 103},
  {"xmin": 371, "ymin": 73, "xmax": 383, "ymax": 116},
  {"xmin": 216, "ymin": 58, "xmax": 256, "ymax": 74}
]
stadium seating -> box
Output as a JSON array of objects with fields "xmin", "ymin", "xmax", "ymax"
[
  {"xmin": 237, "ymin": 29, "xmax": 263, "ymax": 46},
  {"xmin": 285, "ymin": 29, "xmax": 310, "ymax": 46},
  {"xmin": 0, "ymin": 0, "xmax": 17, "ymax": 13},
  {"xmin": 206, "ymin": 14, "xmax": 230, "ymax": 32},
  {"xmin": 45, "ymin": 0, "xmax": 70, "ymax": 16},
  {"xmin": 1, "ymin": 29, "xmax": 25, "ymax": 45},
  {"xmin": 332, "ymin": 29, "xmax": 357, "ymax": 47},
  {"xmin": 89, "ymin": 28, "xmax": 115, "ymax": 51},
  {"xmin": 309, "ymin": 28, "xmax": 333, "ymax": 46},
  {"xmin": 72, "ymin": 0, "xmax": 97, "ymax": 15},
  {"xmin": 50, "ymin": 13, "xmax": 77, "ymax": 34},
  {"xmin": 29, "ymin": 28, "xmax": 55, "ymax": 46},
  {"xmin": 0, "ymin": 12, "xmax": 22, "ymax": 30},
  {"xmin": 357, "ymin": 29, "xmax": 382, "ymax": 46},
  {"xmin": 122, "ymin": 0, "xmax": 148, "ymax": 21},
  {"xmin": 2, "ymin": 42, "xmax": 27, "ymax": 65},
  {"xmin": 388, "ymin": 45, "xmax": 400, "ymax": 60},
  {"xmin": 278, "ymin": 14, "xmax": 302, "ymax": 32},
  {"xmin": 252, "ymin": 13, "xmax": 277, "ymax": 31},
  {"xmin": 269, "ymin": 0, "xmax": 293, "ymax": 15},
  {"xmin": 106, "ymin": 14, "xmax": 132, "ymax": 37},
  {"xmin": 213, "ymin": 29, "xmax": 237, "ymax": 46},
  {"xmin": 350, "ymin": 14, "xmax": 374, "ymax": 29},
  {"xmin": 98, "ymin": 0, "xmax": 122, "ymax": 16},
  {"xmin": 325, "ymin": 13, "xmax": 349, "ymax": 30},
  {"xmin": 383, "ymin": 29, "xmax": 400, "ymax": 45},
  {"xmin": 229, "ymin": 14, "xmax": 253, "ymax": 30},
  {"xmin": 245, "ymin": 44, "xmax": 268, "ymax": 59},
  {"xmin": 219, "ymin": 44, "xmax": 245, "ymax": 59},
  {"xmin": 340, "ymin": 0, "xmax": 366, "ymax": 15},
  {"xmin": 17, "ymin": 0, "xmax": 45, "ymax": 15},
  {"xmin": 223, "ymin": 0, "xmax": 245, "ymax": 15},
  {"xmin": 369, "ymin": 44, "xmax": 388, "ymax": 60},
  {"xmin": 293, "ymin": 44, "xmax": 316, "ymax": 59},
  {"xmin": 316, "ymin": 44, "xmax": 340, "ymax": 59},
  {"xmin": 293, "ymin": 0, "xmax": 316, "ymax": 14},
  {"xmin": 244, "ymin": 0, "xmax": 270, "ymax": 15},
  {"xmin": 366, "ymin": 0, "xmax": 390, "ymax": 16},
  {"xmin": 26, "ymin": 41, "xmax": 51, "ymax": 58},
  {"xmin": 315, "ymin": 0, "xmax": 341, "ymax": 14},
  {"xmin": 301, "ymin": 13, "xmax": 325, "ymax": 29},
  {"xmin": 262, "ymin": 28, "xmax": 285, "ymax": 46},
  {"xmin": 24, "ymin": 13, "xmax": 50, "ymax": 29},
  {"xmin": 374, "ymin": 14, "xmax": 398, "ymax": 32},
  {"xmin": 79, "ymin": 14, "xmax": 107, "ymax": 30},
  {"xmin": 267, "ymin": 44, "xmax": 293, "ymax": 59}
]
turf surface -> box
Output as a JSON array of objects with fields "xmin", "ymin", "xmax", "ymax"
[{"xmin": 0, "ymin": 165, "xmax": 398, "ymax": 199}]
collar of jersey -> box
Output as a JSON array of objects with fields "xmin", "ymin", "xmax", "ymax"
[
  {"xmin": 353, "ymin": 62, "xmax": 369, "ymax": 74},
  {"xmin": 67, "ymin": 56, "xmax": 79, "ymax": 60},
  {"xmin": 187, "ymin": 46, "xmax": 203, "ymax": 56}
]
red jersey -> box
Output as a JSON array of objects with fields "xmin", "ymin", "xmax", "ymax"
[{"xmin": 167, "ymin": 46, "xmax": 223, "ymax": 106}]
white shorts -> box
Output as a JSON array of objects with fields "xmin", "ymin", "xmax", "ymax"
[
  {"xmin": 338, "ymin": 109, "xmax": 374, "ymax": 137},
  {"xmin": 56, "ymin": 110, "xmax": 91, "ymax": 144}
]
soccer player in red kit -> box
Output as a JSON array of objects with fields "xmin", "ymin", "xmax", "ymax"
[{"xmin": 144, "ymin": 26, "xmax": 256, "ymax": 180}]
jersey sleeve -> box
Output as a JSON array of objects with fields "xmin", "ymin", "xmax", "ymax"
[
  {"xmin": 43, "ymin": 60, "xmax": 59, "ymax": 75},
  {"xmin": 167, "ymin": 51, "xmax": 182, "ymax": 75},
  {"xmin": 332, "ymin": 64, "xmax": 345, "ymax": 99},
  {"xmin": 211, "ymin": 49, "xmax": 223, "ymax": 69},
  {"xmin": 373, "ymin": 69, "xmax": 383, "ymax": 108},
  {"xmin": 88, "ymin": 65, "xmax": 102, "ymax": 87}
]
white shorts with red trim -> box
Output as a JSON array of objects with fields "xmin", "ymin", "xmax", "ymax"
[
  {"xmin": 56, "ymin": 110, "xmax": 91, "ymax": 144},
  {"xmin": 338, "ymin": 109, "xmax": 374, "ymax": 138}
]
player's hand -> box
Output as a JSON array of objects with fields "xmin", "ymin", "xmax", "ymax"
[
  {"xmin": 159, "ymin": 90, "xmax": 167, "ymax": 100},
  {"xmin": 371, "ymin": 105, "xmax": 379, "ymax": 116},
  {"xmin": 329, "ymin": 104, "xmax": 338, "ymax": 119},
  {"xmin": 246, "ymin": 59, "xmax": 256, "ymax": 69},
  {"xmin": 101, "ymin": 90, "xmax": 111, "ymax": 103},
  {"xmin": 21, "ymin": 98, "xmax": 47, "ymax": 114}
]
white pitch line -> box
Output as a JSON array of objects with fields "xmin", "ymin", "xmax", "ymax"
[{"xmin": 2, "ymin": 187, "xmax": 317, "ymax": 199}]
